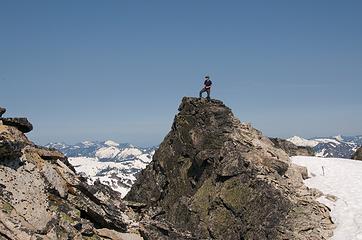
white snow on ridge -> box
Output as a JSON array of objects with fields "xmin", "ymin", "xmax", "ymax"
[
  {"xmin": 68, "ymin": 156, "xmax": 144, "ymax": 197},
  {"xmin": 68, "ymin": 146, "xmax": 154, "ymax": 198},
  {"xmin": 291, "ymin": 156, "xmax": 362, "ymax": 240},
  {"xmin": 137, "ymin": 150, "xmax": 155, "ymax": 163},
  {"xmin": 315, "ymin": 149, "xmax": 327, "ymax": 157},
  {"xmin": 287, "ymin": 136, "xmax": 319, "ymax": 147},
  {"xmin": 313, "ymin": 138, "xmax": 341, "ymax": 145},
  {"xmin": 104, "ymin": 140, "xmax": 119, "ymax": 147},
  {"xmin": 81, "ymin": 140, "xmax": 95, "ymax": 146},
  {"xmin": 118, "ymin": 148, "xmax": 143, "ymax": 158},
  {"xmin": 69, "ymin": 157, "xmax": 103, "ymax": 177},
  {"xmin": 334, "ymin": 135, "xmax": 344, "ymax": 142},
  {"xmin": 95, "ymin": 146, "xmax": 120, "ymax": 159},
  {"xmin": 95, "ymin": 176, "xmax": 130, "ymax": 197},
  {"xmin": 288, "ymin": 135, "xmax": 352, "ymax": 148}
]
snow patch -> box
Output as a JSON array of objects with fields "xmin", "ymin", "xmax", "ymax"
[
  {"xmin": 95, "ymin": 147, "xmax": 120, "ymax": 159},
  {"xmin": 104, "ymin": 140, "xmax": 119, "ymax": 147},
  {"xmin": 81, "ymin": 141, "xmax": 95, "ymax": 146},
  {"xmin": 313, "ymin": 138, "xmax": 341, "ymax": 145},
  {"xmin": 292, "ymin": 156, "xmax": 362, "ymax": 240},
  {"xmin": 334, "ymin": 135, "xmax": 344, "ymax": 142},
  {"xmin": 287, "ymin": 136, "xmax": 319, "ymax": 147},
  {"xmin": 118, "ymin": 148, "xmax": 143, "ymax": 158},
  {"xmin": 315, "ymin": 148, "xmax": 327, "ymax": 157}
]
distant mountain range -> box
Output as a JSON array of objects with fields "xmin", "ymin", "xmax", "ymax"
[
  {"xmin": 46, "ymin": 135, "xmax": 361, "ymax": 195},
  {"xmin": 287, "ymin": 135, "xmax": 362, "ymax": 158},
  {"xmin": 46, "ymin": 140, "xmax": 156, "ymax": 197}
]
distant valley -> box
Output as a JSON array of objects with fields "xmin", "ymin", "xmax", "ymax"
[{"xmin": 46, "ymin": 140, "xmax": 156, "ymax": 197}]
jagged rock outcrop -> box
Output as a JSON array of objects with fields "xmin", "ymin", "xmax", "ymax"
[
  {"xmin": 270, "ymin": 137, "xmax": 315, "ymax": 157},
  {"xmin": 126, "ymin": 97, "xmax": 334, "ymax": 240},
  {"xmin": 352, "ymin": 147, "xmax": 362, "ymax": 160},
  {"xmin": 1, "ymin": 117, "xmax": 33, "ymax": 133},
  {"xmin": 0, "ymin": 107, "xmax": 5, "ymax": 117},
  {"xmin": 0, "ymin": 111, "xmax": 142, "ymax": 239}
]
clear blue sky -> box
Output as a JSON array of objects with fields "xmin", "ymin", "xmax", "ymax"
[{"xmin": 1, "ymin": 0, "xmax": 361, "ymax": 146}]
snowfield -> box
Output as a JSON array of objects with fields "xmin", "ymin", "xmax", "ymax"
[{"xmin": 292, "ymin": 156, "xmax": 362, "ymax": 240}]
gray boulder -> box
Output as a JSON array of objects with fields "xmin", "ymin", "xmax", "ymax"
[
  {"xmin": 1, "ymin": 117, "xmax": 33, "ymax": 133},
  {"xmin": 0, "ymin": 140, "xmax": 24, "ymax": 162},
  {"xmin": 0, "ymin": 124, "xmax": 142, "ymax": 239},
  {"xmin": 352, "ymin": 147, "xmax": 362, "ymax": 160}
]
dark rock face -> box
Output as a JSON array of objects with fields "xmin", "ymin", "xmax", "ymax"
[
  {"xmin": 1, "ymin": 117, "xmax": 33, "ymax": 133},
  {"xmin": 0, "ymin": 107, "xmax": 5, "ymax": 117},
  {"xmin": 126, "ymin": 97, "xmax": 334, "ymax": 239},
  {"xmin": 352, "ymin": 147, "xmax": 362, "ymax": 160},
  {"xmin": 270, "ymin": 137, "xmax": 315, "ymax": 157},
  {"xmin": 0, "ymin": 124, "xmax": 141, "ymax": 239},
  {"xmin": 0, "ymin": 140, "xmax": 25, "ymax": 164}
]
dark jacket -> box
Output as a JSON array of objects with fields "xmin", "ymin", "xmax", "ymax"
[{"xmin": 204, "ymin": 80, "xmax": 212, "ymax": 88}]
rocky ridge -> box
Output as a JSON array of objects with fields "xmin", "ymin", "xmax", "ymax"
[
  {"xmin": 126, "ymin": 97, "xmax": 334, "ymax": 240},
  {"xmin": 269, "ymin": 137, "xmax": 314, "ymax": 157},
  {"xmin": 0, "ymin": 100, "xmax": 336, "ymax": 240},
  {"xmin": 0, "ymin": 107, "xmax": 142, "ymax": 240}
]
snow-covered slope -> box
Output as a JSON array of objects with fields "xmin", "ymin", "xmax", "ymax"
[
  {"xmin": 287, "ymin": 136, "xmax": 319, "ymax": 147},
  {"xmin": 292, "ymin": 156, "xmax": 362, "ymax": 240},
  {"xmin": 287, "ymin": 135, "xmax": 362, "ymax": 158},
  {"xmin": 46, "ymin": 140, "xmax": 156, "ymax": 197}
]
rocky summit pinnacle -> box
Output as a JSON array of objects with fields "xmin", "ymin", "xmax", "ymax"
[{"xmin": 126, "ymin": 97, "xmax": 334, "ymax": 239}]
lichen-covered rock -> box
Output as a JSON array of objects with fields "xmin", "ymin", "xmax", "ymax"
[
  {"xmin": 126, "ymin": 97, "xmax": 334, "ymax": 240},
  {"xmin": 1, "ymin": 117, "xmax": 33, "ymax": 133},
  {"xmin": 352, "ymin": 147, "xmax": 362, "ymax": 160},
  {"xmin": 0, "ymin": 125, "xmax": 30, "ymax": 162},
  {"xmin": 0, "ymin": 140, "xmax": 24, "ymax": 161},
  {"xmin": 270, "ymin": 137, "xmax": 315, "ymax": 157},
  {"xmin": 0, "ymin": 124, "xmax": 141, "ymax": 239}
]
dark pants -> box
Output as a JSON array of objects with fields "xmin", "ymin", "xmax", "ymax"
[{"xmin": 199, "ymin": 87, "xmax": 211, "ymax": 100}]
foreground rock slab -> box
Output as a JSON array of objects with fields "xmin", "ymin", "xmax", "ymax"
[{"xmin": 0, "ymin": 123, "xmax": 141, "ymax": 239}]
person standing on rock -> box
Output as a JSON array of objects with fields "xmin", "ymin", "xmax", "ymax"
[{"xmin": 199, "ymin": 75, "xmax": 212, "ymax": 100}]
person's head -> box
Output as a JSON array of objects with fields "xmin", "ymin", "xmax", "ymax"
[{"xmin": 205, "ymin": 75, "xmax": 210, "ymax": 80}]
